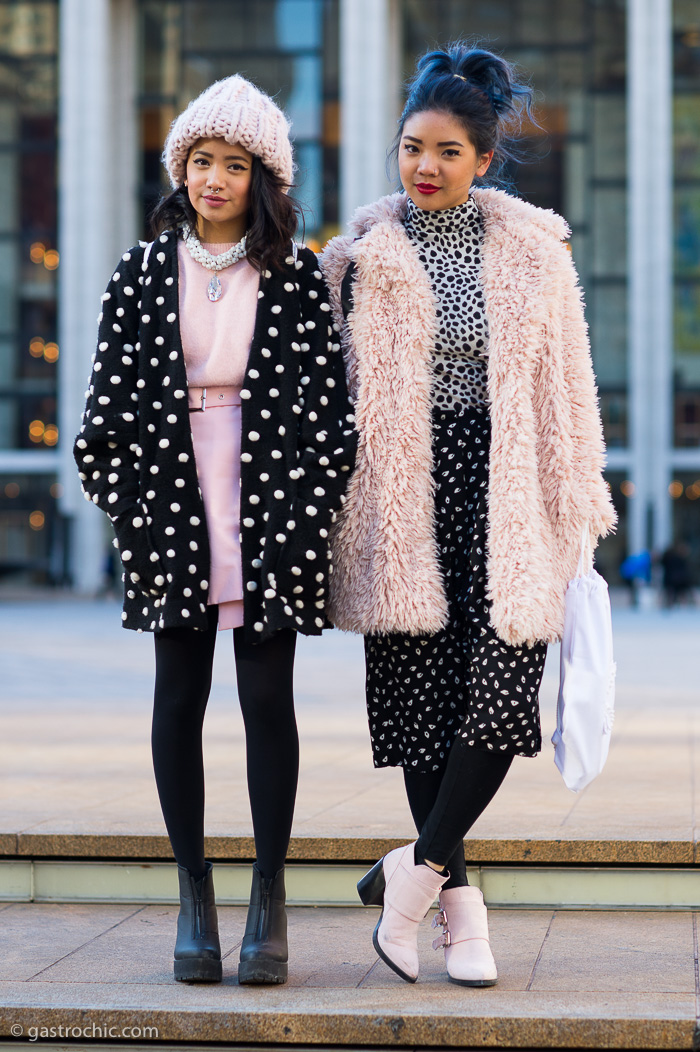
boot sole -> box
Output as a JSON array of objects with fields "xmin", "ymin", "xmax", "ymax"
[
  {"xmin": 357, "ymin": 858, "xmax": 386, "ymax": 906},
  {"xmin": 371, "ymin": 910, "xmax": 417, "ymax": 984},
  {"xmin": 448, "ymin": 975, "xmax": 498, "ymax": 987},
  {"xmin": 238, "ymin": 959, "xmax": 288, "ymax": 985},
  {"xmin": 174, "ymin": 958, "xmax": 222, "ymax": 983}
]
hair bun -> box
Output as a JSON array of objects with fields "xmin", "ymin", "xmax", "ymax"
[
  {"xmin": 454, "ymin": 47, "xmax": 514, "ymax": 113},
  {"xmin": 415, "ymin": 49, "xmax": 455, "ymax": 79},
  {"xmin": 393, "ymin": 40, "xmax": 536, "ymax": 190}
]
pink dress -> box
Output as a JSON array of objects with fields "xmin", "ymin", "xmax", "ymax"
[{"xmin": 178, "ymin": 239, "xmax": 259, "ymax": 630}]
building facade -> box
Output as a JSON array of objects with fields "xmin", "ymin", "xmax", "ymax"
[{"xmin": 0, "ymin": 0, "xmax": 697, "ymax": 590}]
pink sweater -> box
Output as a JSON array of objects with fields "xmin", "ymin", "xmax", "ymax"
[
  {"xmin": 177, "ymin": 240, "xmax": 259, "ymax": 385},
  {"xmin": 178, "ymin": 241, "xmax": 259, "ymax": 629}
]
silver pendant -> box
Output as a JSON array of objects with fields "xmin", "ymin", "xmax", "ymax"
[{"xmin": 207, "ymin": 273, "xmax": 222, "ymax": 302}]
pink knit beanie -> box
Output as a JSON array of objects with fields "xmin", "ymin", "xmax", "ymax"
[{"xmin": 162, "ymin": 75, "xmax": 294, "ymax": 188}]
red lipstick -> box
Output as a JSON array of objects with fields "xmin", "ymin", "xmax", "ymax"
[{"xmin": 415, "ymin": 183, "xmax": 440, "ymax": 195}]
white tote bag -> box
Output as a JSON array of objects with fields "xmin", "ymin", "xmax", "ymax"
[{"xmin": 551, "ymin": 531, "xmax": 616, "ymax": 792}]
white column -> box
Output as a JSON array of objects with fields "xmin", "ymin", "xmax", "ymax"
[
  {"xmin": 108, "ymin": 0, "xmax": 139, "ymax": 248},
  {"xmin": 339, "ymin": 0, "xmax": 401, "ymax": 225},
  {"xmin": 627, "ymin": 0, "xmax": 673, "ymax": 555},
  {"xmin": 58, "ymin": 0, "xmax": 138, "ymax": 593}
]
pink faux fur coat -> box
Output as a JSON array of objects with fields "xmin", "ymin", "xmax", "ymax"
[{"xmin": 320, "ymin": 188, "xmax": 616, "ymax": 646}]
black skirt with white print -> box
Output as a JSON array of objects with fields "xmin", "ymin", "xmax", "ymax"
[{"xmin": 364, "ymin": 406, "xmax": 547, "ymax": 772}]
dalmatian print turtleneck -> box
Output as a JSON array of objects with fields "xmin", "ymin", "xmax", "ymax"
[{"xmin": 404, "ymin": 194, "xmax": 489, "ymax": 411}]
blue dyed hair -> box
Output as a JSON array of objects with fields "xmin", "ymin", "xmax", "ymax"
[{"xmin": 391, "ymin": 42, "xmax": 536, "ymax": 187}]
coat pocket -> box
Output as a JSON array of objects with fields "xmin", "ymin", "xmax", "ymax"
[
  {"xmin": 273, "ymin": 499, "xmax": 332, "ymax": 606},
  {"xmin": 113, "ymin": 502, "xmax": 167, "ymax": 595}
]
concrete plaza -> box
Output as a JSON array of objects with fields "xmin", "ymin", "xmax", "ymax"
[
  {"xmin": 1, "ymin": 590, "xmax": 700, "ymax": 1049},
  {"xmin": 1, "ymin": 590, "xmax": 699, "ymax": 855}
]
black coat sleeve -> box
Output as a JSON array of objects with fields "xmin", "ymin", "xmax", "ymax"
[
  {"xmin": 294, "ymin": 249, "xmax": 357, "ymax": 528},
  {"xmin": 340, "ymin": 261, "xmax": 357, "ymax": 321},
  {"xmin": 73, "ymin": 247, "xmax": 166, "ymax": 594}
]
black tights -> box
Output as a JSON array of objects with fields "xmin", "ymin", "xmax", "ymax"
[
  {"xmin": 404, "ymin": 738, "xmax": 513, "ymax": 889},
  {"xmin": 151, "ymin": 607, "xmax": 298, "ymax": 881}
]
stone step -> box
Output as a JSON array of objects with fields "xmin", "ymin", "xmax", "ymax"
[
  {"xmin": 2, "ymin": 860, "xmax": 699, "ymax": 912},
  {"xmin": 2, "ymin": 833, "xmax": 699, "ymax": 910},
  {"xmin": 2, "ymin": 831, "xmax": 693, "ymax": 865},
  {"xmin": 0, "ymin": 903, "xmax": 696, "ymax": 1050}
]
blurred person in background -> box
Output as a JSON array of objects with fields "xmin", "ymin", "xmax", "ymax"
[
  {"xmin": 620, "ymin": 549, "xmax": 652, "ymax": 607},
  {"xmin": 660, "ymin": 541, "xmax": 693, "ymax": 607}
]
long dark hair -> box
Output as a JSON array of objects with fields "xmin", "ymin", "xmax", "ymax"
[
  {"xmin": 149, "ymin": 155, "xmax": 303, "ymax": 272},
  {"xmin": 390, "ymin": 42, "xmax": 536, "ymax": 187}
]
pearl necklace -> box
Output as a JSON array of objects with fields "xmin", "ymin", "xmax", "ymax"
[{"xmin": 181, "ymin": 225, "xmax": 247, "ymax": 302}]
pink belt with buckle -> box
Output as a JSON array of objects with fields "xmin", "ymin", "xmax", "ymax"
[{"xmin": 188, "ymin": 385, "xmax": 241, "ymax": 411}]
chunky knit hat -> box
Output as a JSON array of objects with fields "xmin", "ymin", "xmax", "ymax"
[{"xmin": 162, "ymin": 75, "xmax": 294, "ymax": 188}]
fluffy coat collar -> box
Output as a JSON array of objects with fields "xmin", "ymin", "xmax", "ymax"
[{"xmin": 347, "ymin": 186, "xmax": 568, "ymax": 240}]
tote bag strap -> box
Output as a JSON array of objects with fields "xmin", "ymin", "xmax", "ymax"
[{"xmin": 575, "ymin": 526, "xmax": 593, "ymax": 578}]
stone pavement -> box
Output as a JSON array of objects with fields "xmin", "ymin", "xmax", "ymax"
[
  {"xmin": 0, "ymin": 902, "xmax": 696, "ymax": 1048},
  {"xmin": 2, "ymin": 592, "xmax": 700, "ymax": 1048},
  {"xmin": 1, "ymin": 592, "xmax": 699, "ymax": 861}
]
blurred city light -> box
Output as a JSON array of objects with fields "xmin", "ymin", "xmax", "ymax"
[{"xmin": 28, "ymin": 420, "xmax": 45, "ymax": 443}]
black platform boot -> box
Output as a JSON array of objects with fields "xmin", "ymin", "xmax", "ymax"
[
  {"xmin": 238, "ymin": 864, "xmax": 288, "ymax": 985},
  {"xmin": 174, "ymin": 862, "xmax": 222, "ymax": 982}
]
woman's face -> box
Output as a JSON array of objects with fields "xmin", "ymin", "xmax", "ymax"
[
  {"xmin": 398, "ymin": 110, "xmax": 493, "ymax": 211},
  {"xmin": 185, "ymin": 137, "xmax": 253, "ymax": 242}
]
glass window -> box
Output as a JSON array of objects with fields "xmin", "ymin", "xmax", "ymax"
[
  {"xmin": 673, "ymin": 3, "xmax": 700, "ymax": 446},
  {"xmin": 137, "ymin": 0, "xmax": 339, "ymax": 248},
  {"xmin": 668, "ymin": 471, "xmax": 700, "ymax": 582},
  {"xmin": 0, "ymin": 1, "xmax": 58, "ymax": 576},
  {"xmin": 596, "ymin": 472, "xmax": 627, "ymax": 584},
  {"xmin": 0, "ymin": 3, "xmax": 59, "ymax": 448},
  {"xmin": 0, "ymin": 472, "xmax": 64, "ymax": 584},
  {"xmin": 590, "ymin": 284, "xmax": 627, "ymax": 393}
]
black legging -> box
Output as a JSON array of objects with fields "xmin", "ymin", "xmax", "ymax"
[
  {"xmin": 151, "ymin": 606, "xmax": 298, "ymax": 881},
  {"xmin": 403, "ymin": 768, "xmax": 468, "ymax": 890},
  {"xmin": 408, "ymin": 739, "xmax": 513, "ymax": 888}
]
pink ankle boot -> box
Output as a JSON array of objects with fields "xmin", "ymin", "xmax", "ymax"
[
  {"xmin": 357, "ymin": 843, "xmax": 448, "ymax": 983},
  {"xmin": 432, "ymin": 885, "xmax": 498, "ymax": 986}
]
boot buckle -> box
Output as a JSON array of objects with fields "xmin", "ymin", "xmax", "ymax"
[
  {"xmin": 432, "ymin": 908, "xmax": 450, "ymax": 950},
  {"xmin": 432, "ymin": 931, "xmax": 450, "ymax": 950},
  {"xmin": 431, "ymin": 909, "xmax": 446, "ymax": 929}
]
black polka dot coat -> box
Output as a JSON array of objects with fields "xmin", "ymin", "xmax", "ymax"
[{"xmin": 73, "ymin": 230, "xmax": 357, "ymax": 641}]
